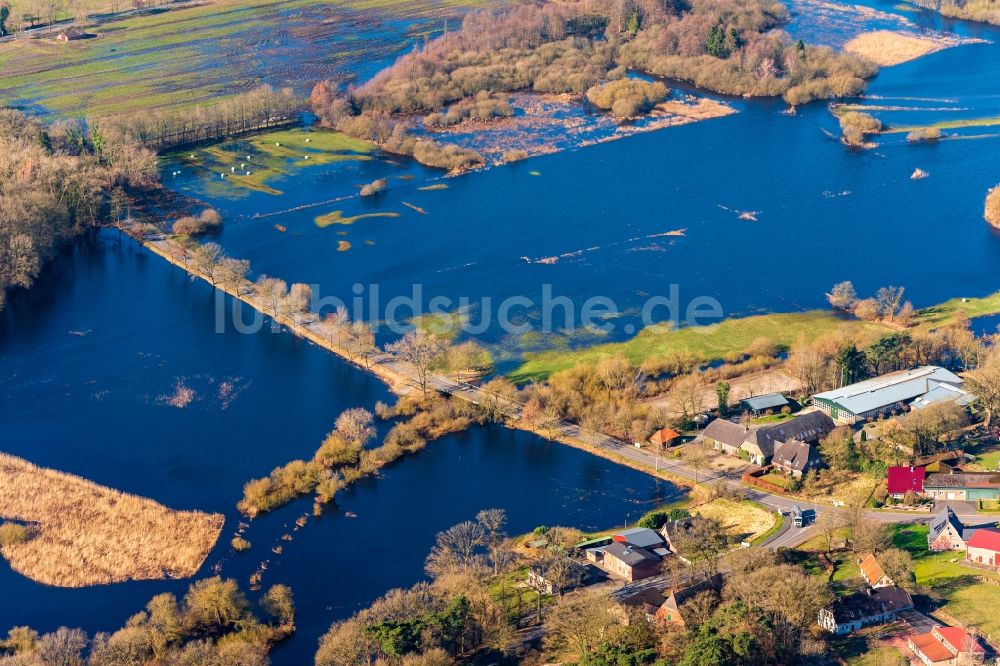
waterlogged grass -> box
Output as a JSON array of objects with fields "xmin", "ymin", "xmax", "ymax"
[
  {"xmin": 883, "ymin": 115, "xmax": 1000, "ymax": 134},
  {"xmin": 0, "ymin": 0, "xmax": 511, "ymax": 117},
  {"xmin": 508, "ymin": 290, "xmax": 1000, "ymax": 382},
  {"xmin": 165, "ymin": 128, "xmax": 375, "ymax": 196},
  {"xmin": 315, "ymin": 210, "xmax": 401, "ymax": 227},
  {"xmin": 508, "ymin": 310, "xmax": 892, "ymax": 383},
  {"xmin": 418, "ymin": 183, "xmax": 449, "ymax": 191}
]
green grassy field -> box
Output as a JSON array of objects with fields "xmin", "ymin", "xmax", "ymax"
[
  {"xmin": 0, "ymin": 0, "xmax": 508, "ymax": 118},
  {"xmin": 507, "ymin": 291, "xmax": 1000, "ymax": 383}
]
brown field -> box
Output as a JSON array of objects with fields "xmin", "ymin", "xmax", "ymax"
[
  {"xmin": 692, "ymin": 498, "xmax": 775, "ymax": 542},
  {"xmin": 843, "ymin": 30, "xmax": 952, "ymax": 66},
  {"xmin": 0, "ymin": 452, "xmax": 223, "ymax": 587}
]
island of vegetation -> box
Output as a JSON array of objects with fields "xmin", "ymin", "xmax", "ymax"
[
  {"xmin": 310, "ymin": 0, "xmax": 877, "ymax": 169},
  {"xmin": 0, "ymin": 576, "xmax": 294, "ymax": 665},
  {"xmin": 0, "ymin": 452, "xmax": 224, "ymax": 587},
  {"xmin": 986, "ymin": 183, "xmax": 1000, "ymax": 229}
]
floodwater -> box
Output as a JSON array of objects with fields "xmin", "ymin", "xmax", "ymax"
[
  {"xmin": 162, "ymin": 4, "xmax": 1000, "ymax": 362},
  {"xmin": 0, "ymin": 233, "xmax": 675, "ymax": 662},
  {"xmin": 4, "ymin": 0, "xmax": 1000, "ymax": 662}
]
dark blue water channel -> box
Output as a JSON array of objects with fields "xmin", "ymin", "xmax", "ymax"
[{"xmin": 0, "ymin": 232, "xmax": 675, "ymax": 663}]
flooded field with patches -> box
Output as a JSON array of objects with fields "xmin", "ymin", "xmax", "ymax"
[{"xmin": 0, "ymin": 0, "xmax": 511, "ymax": 116}]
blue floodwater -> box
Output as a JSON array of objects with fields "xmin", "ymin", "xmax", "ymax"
[
  {"xmin": 4, "ymin": 0, "xmax": 1000, "ymax": 662},
  {"xmin": 163, "ymin": 3, "xmax": 1000, "ymax": 355},
  {"xmin": 0, "ymin": 233, "xmax": 675, "ymax": 663}
]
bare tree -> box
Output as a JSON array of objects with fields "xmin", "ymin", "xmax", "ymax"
[
  {"xmin": 334, "ymin": 408, "xmax": 376, "ymax": 446},
  {"xmin": 875, "ymin": 286, "xmax": 906, "ymax": 321},
  {"xmin": 425, "ymin": 520, "xmax": 486, "ymax": 578},
  {"xmin": 386, "ymin": 330, "xmax": 446, "ymax": 394},
  {"xmin": 254, "ymin": 275, "xmax": 287, "ymax": 317},
  {"xmin": 826, "ymin": 280, "xmax": 858, "ymax": 311},
  {"xmin": 684, "ymin": 445, "xmax": 712, "ymax": 484},
  {"xmin": 189, "ymin": 242, "xmax": 223, "ymax": 284}
]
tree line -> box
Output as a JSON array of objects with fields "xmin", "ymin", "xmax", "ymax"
[
  {"xmin": 0, "ymin": 577, "xmax": 293, "ymax": 665},
  {"xmin": 0, "ymin": 109, "xmax": 157, "ymax": 311}
]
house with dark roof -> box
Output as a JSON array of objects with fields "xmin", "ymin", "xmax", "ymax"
[
  {"xmin": 817, "ymin": 586, "xmax": 913, "ymax": 634},
  {"xmin": 740, "ymin": 411, "xmax": 835, "ymax": 466},
  {"xmin": 771, "ymin": 439, "xmax": 822, "ymax": 478},
  {"xmin": 655, "ymin": 574, "xmax": 724, "ymax": 627},
  {"xmin": 966, "ymin": 528, "xmax": 1000, "ymax": 569},
  {"xmin": 613, "ymin": 527, "xmax": 667, "ymax": 552},
  {"xmin": 739, "ymin": 393, "xmax": 790, "ymax": 417},
  {"xmin": 924, "ymin": 471, "xmax": 1000, "ymax": 501},
  {"xmin": 701, "ymin": 419, "xmax": 749, "ymax": 457},
  {"xmin": 928, "ymin": 508, "xmax": 980, "ymax": 552},
  {"xmin": 812, "ymin": 366, "xmax": 966, "ymax": 424},
  {"xmin": 909, "ymin": 625, "xmax": 985, "ymax": 666},
  {"xmin": 601, "ymin": 542, "xmax": 661, "ymax": 581},
  {"xmin": 619, "ymin": 587, "xmax": 668, "ymax": 623},
  {"xmin": 659, "ymin": 517, "xmax": 700, "ymax": 556},
  {"xmin": 887, "ymin": 466, "xmax": 926, "ymax": 499},
  {"xmin": 858, "ymin": 553, "xmax": 894, "ymax": 588}
]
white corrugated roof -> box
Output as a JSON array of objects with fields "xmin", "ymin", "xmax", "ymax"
[{"xmin": 813, "ymin": 366, "xmax": 963, "ymax": 415}]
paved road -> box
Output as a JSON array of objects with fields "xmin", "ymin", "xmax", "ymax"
[{"xmin": 146, "ymin": 235, "xmax": 978, "ymax": 544}]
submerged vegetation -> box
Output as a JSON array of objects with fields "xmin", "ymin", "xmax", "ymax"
[
  {"xmin": 838, "ymin": 110, "xmax": 882, "ymax": 146},
  {"xmin": 585, "ymin": 78, "xmax": 669, "ymax": 118},
  {"xmin": 0, "ymin": 452, "xmax": 223, "ymax": 587}
]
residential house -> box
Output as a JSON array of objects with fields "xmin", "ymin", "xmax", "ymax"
[
  {"xmin": 817, "ymin": 586, "xmax": 913, "ymax": 635},
  {"xmin": 739, "ymin": 393, "xmax": 790, "ymax": 417},
  {"xmin": 771, "ymin": 438, "xmax": 822, "ymax": 478},
  {"xmin": 928, "ymin": 508, "xmax": 980, "ymax": 552},
  {"xmin": 526, "ymin": 559, "xmax": 590, "ymax": 595},
  {"xmin": 916, "ymin": 450, "xmax": 966, "ymax": 468},
  {"xmin": 966, "ymin": 528, "xmax": 1000, "ymax": 569},
  {"xmin": 655, "ymin": 574, "xmax": 724, "ymax": 627},
  {"xmin": 619, "ymin": 587, "xmax": 668, "ymax": 624},
  {"xmin": 660, "ymin": 516, "xmax": 700, "ymax": 556},
  {"xmin": 613, "ymin": 527, "xmax": 668, "ymax": 555},
  {"xmin": 858, "ymin": 553, "xmax": 894, "ymax": 588},
  {"xmin": 909, "ymin": 626, "xmax": 986, "ymax": 666},
  {"xmin": 701, "ymin": 419, "xmax": 749, "ymax": 456},
  {"xmin": 649, "ymin": 428, "xmax": 681, "ymax": 448},
  {"xmin": 887, "ymin": 466, "xmax": 926, "ymax": 499},
  {"xmin": 924, "ymin": 471, "xmax": 1000, "ymax": 501},
  {"xmin": 812, "ymin": 366, "xmax": 967, "ymax": 424},
  {"xmin": 739, "ymin": 411, "xmax": 835, "ymax": 466},
  {"xmin": 600, "ymin": 542, "xmax": 661, "ymax": 582}
]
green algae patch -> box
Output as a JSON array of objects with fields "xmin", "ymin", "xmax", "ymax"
[{"xmin": 315, "ymin": 210, "xmax": 401, "ymax": 227}]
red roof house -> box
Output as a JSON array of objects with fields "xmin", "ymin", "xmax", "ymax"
[
  {"xmin": 649, "ymin": 428, "xmax": 681, "ymax": 447},
  {"xmin": 909, "ymin": 625, "xmax": 985, "ymax": 665},
  {"xmin": 887, "ymin": 466, "xmax": 925, "ymax": 498},
  {"xmin": 966, "ymin": 527, "xmax": 1000, "ymax": 568}
]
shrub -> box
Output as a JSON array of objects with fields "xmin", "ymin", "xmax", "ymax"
[
  {"xmin": 637, "ymin": 507, "xmax": 690, "ymax": 529},
  {"xmin": 586, "ymin": 79, "xmax": 669, "ymax": 119},
  {"xmin": 314, "ymin": 433, "xmax": 362, "ymax": 468},
  {"xmin": 838, "ymin": 111, "xmax": 882, "ymax": 146},
  {"xmin": 906, "ymin": 127, "xmax": 942, "ymax": 142},
  {"xmin": 230, "ymin": 537, "xmax": 251, "ymax": 552},
  {"xmin": 171, "ymin": 209, "xmax": 222, "ymax": 236},
  {"xmin": 359, "ymin": 178, "xmax": 388, "ymax": 197},
  {"xmin": 423, "ymin": 92, "xmax": 514, "ymax": 127},
  {"xmin": 0, "ymin": 522, "xmax": 31, "ymax": 547},
  {"xmin": 502, "ymin": 149, "xmax": 530, "ymax": 162}
]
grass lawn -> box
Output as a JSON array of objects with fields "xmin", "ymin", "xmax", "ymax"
[
  {"xmin": 893, "ymin": 524, "xmax": 1000, "ymax": 637},
  {"xmin": 752, "ymin": 413, "xmax": 796, "ymax": 425},
  {"xmin": 759, "ymin": 471, "xmax": 797, "ymax": 490},
  {"xmin": 507, "ymin": 291, "xmax": 1000, "ymax": 383}
]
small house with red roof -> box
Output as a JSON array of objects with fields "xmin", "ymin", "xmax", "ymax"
[
  {"xmin": 887, "ymin": 466, "xmax": 925, "ymax": 499},
  {"xmin": 909, "ymin": 625, "xmax": 985, "ymax": 666},
  {"xmin": 966, "ymin": 528, "xmax": 1000, "ymax": 569},
  {"xmin": 858, "ymin": 553, "xmax": 894, "ymax": 588},
  {"xmin": 648, "ymin": 428, "xmax": 681, "ymax": 448}
]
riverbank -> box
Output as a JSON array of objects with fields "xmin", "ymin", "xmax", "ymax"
[{"xmin": 0, "ymin": 452, "xmax": 223, "ymax": 587}]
